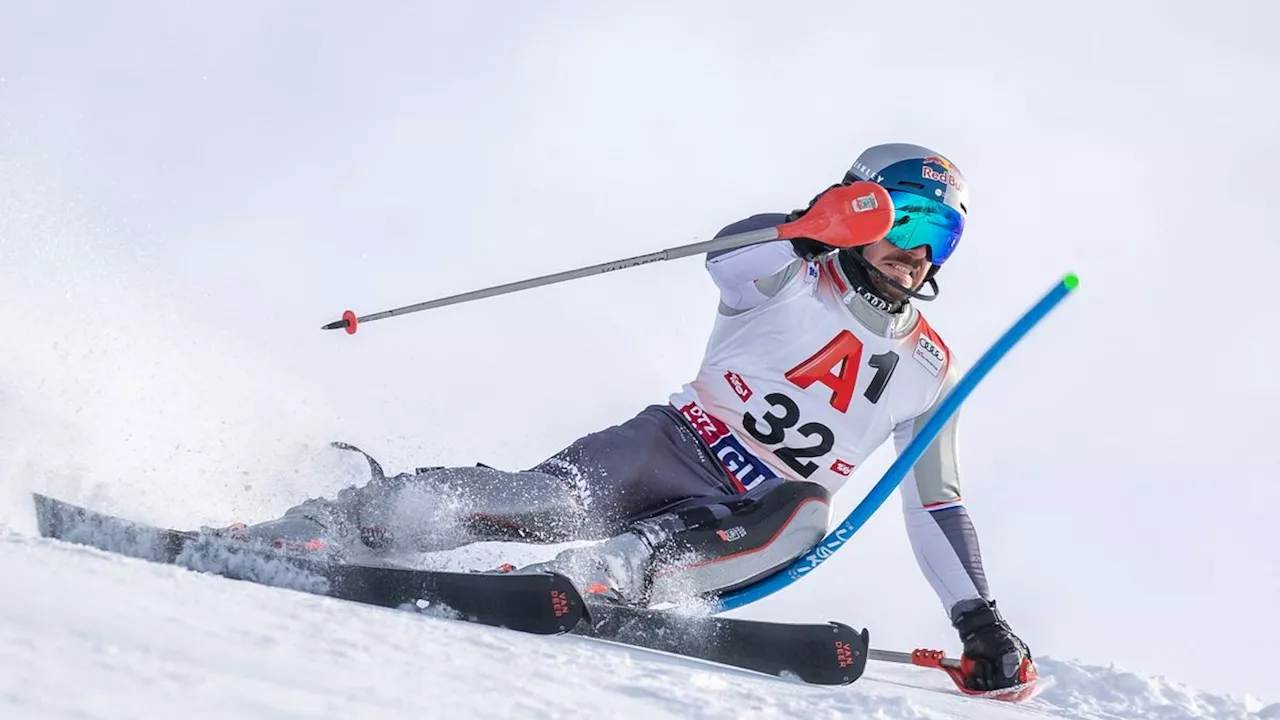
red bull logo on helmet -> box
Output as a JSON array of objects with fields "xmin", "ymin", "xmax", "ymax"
[
  {"xmin": 921, "ymin": 164, "xmax": 964, "ymax": 192},
  {"xmin": 921, "ymin": 155, "xmax": 956, "ymax": 172}
]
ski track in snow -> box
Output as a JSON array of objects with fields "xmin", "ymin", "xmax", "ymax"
[{"xmin": 1, "ymin": 531, "xmax": 1274, "ymax": 720}]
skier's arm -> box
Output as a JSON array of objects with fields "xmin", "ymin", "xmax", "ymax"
[
  {"xmin": 895, "ymin": 364, "xmax": 1038, "ymax": 692},
  {"xmin": 892, "ymin": 363, "xmax": 991, "ymax": 614},
  {"xmin": 705, "ymin": 213, "xmax": 822, "ymax": 313}
]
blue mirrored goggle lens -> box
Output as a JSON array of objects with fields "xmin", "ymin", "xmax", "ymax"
[{"xmin": 884, "ymin": 190, "xmax": 965, "ymax": 265}]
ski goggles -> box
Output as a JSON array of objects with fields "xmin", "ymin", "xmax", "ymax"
[{"xmin": 884, "ymin": 190, "xmax": 965, "ymax": 265}]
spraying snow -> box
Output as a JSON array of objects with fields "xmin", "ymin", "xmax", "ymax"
[
  {"xmin": 0, "ymin": 163, "xmax": 355, "ymax": 532},
  {"xmin": 2, "ymin": 531, "xmax": 1274, "ymax": 719}
]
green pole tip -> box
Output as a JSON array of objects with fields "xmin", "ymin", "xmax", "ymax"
[{"xmin": 1063, "ymin": 273, "xmax": 1080, "ymax": 290}]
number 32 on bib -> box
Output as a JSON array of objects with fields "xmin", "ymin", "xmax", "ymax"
[{"xmin": 741, "ymin": 329, "xmax": 921, "ymax": 483}]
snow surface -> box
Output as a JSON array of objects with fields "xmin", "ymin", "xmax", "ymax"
[{"xmin": 2, "ymin": 529, "xmax": 1273, "ymax": 720}]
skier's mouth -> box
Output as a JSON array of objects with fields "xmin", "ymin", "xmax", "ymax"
[{"xmin": 880, "ymin": 260, "xmax": 917, "ymax": 286}]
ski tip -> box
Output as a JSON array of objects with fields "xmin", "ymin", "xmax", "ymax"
[
  {"xmin": 30, "ymin": 492, "xmax": 68, "ymax": 538},
  {"xmin": 828, "ymin": 623, "xmax": 871, "ymax": 686},
  {"xmin": 538, "ymin": 572, "xmax": 587, "ymax": 633},
  {"xmin": 1063, "ymin": 272, "xmax": 1080, "ymax": 291}
]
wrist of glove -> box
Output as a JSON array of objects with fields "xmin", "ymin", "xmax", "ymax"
[
  {"xmin": 785, "ymin": 184, "xmax": 844, "ymax": 261},
  {"xmin": 790, "ymin": 238, "xmax": 835, "ymax": 260},
  {"xmin": 951, "ymin": 598, "xmax": 1036, "ymax": 692}
]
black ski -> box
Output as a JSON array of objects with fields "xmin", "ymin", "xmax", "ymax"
[
  {"xmin": 575, "ymin": 602, "xmax": 870, "ymax": 685},
  {"xmin": 32, "ymin": 493, "xmax": 585, "ymax": 635}
]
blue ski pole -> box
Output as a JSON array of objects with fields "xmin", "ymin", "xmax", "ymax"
[{"xmin": 713, "ymin": 273, "xmax": 1080, "ymax": 612}]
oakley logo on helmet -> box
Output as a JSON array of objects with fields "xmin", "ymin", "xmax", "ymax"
[{"xmin": 849, "ymin": 160, "xmax": 885, "ymax": 184}]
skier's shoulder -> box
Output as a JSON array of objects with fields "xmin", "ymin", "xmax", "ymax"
[
  {"xmin": 704, "ymin": 212, "xmax": 808, "ymax": 312},
  {"xmin": 714, "ymin": 213, "xmax": 790, "ymax": 239}
]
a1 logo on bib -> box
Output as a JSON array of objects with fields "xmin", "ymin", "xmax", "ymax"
[{"xmin": 913, "ymin": 335, "xmax": 946, "ymax": 377}]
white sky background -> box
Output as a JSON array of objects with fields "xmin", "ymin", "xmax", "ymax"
[{"xmin": 2, "ymin": 0, "xmax": 1276, "ymax": 702}]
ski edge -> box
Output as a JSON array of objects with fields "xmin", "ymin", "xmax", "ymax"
[
  {"xmin": 30, "ymin": 493, "xmax": 585, "ymax": 636},
  {"xmin": 576, "ymin": 603, "xmax": 870, "ymax": 686}
]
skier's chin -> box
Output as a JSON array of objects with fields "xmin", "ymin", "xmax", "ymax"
[{"xmin": 870, "ymin": 275, "xmax": 914, "ymax": 302}]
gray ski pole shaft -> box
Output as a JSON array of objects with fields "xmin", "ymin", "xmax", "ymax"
[
  {"xmin": 872, "ymin": 646, "xmax": 1042, "ymax": 702},
  {"xmin": 322, "ymin": 226, "xmax": 778, "ymax": 332},
  {"xmin": 323, "ymin": 180, "xmax": 896, "ymax": 334},
  {"xmin": 869, "ymin": 648, "xmax": 961, "ymax": 669}
]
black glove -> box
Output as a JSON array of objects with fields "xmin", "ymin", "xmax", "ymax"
[
  {"xmin": 789, "ymin": 237, "xmax": 834, "ymax": 260},
  {"xmin": 785, "ymin": 182, "xmax": 848, "ymax": 260},
  {"xmin": 951, "ymin": 599, "xmax": 1036, "ymax": 692}
]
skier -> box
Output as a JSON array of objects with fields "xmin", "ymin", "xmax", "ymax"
[{"xmin": 228, "ymin": 142, "xmax": 1035, "ymax": 692}]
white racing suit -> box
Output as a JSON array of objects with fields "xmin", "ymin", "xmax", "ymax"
[{"xmin": 252, "ymin": 215, "xmax": 990, "ymax": 611}]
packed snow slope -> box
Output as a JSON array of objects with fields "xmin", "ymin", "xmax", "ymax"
[{"xmin": 2, "ymin": 530, "xmax": 1273, "ymax": 720}]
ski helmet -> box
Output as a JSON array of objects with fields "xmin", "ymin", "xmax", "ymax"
[
  {"xmin": 845, "ymin": 143, "xmax": 968, "ymax": 263},
  {"xmin": 840, "ymin": 143, "xmax": 968, "ymax": 301}
]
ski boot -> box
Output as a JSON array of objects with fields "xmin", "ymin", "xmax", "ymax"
[
  {"xmin": 514, "ymin": 515, "xmax": 681, "ymax": 605},
  {"xmin": 202, "ymin": 511, "xmax": 346, "ymax": 560}
]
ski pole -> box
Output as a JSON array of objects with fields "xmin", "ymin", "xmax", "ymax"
[
  {"xmin": 869, "ymin": 648, "xmax": 960, "ymax": 669},
  {"xmin": 322, "ymin": 181, "xmax": 894, "ymax": 334},
  {"xmin": 868, "ymin": 648, "xmax": 1040, "ymax": 702}
]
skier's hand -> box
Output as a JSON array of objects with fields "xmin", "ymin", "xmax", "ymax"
[
  {"xmin": 951, "ymin": 599, "xmax": 1037, "ymax": 692},
  {"xmin": 783, "ymin": 189, "xmax": 835, "ymax": 260},
  {"xmin": 776, "ymin": 181, "xmax": 894, "ymax": 250},
  {"xmin": 789, "ymin": 237, "xmax": 834, "ymax": 260},
  {"xmin": 783, "ymin": 186, "xmax": 849, "ymax": 260}
]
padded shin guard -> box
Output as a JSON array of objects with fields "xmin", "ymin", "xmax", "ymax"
[{"xmin": 647, "ymin": 481, "xmax": 831, "ymax": 603}]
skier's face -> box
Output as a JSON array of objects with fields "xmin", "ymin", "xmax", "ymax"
[{"xmin": 861, "ymin": 239, "xmax": 932, "ymax": 299}]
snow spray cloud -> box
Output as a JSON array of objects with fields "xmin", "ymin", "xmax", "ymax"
[{"xmin": 0, "ymin": 159, "xmax": 356, "ymax": 532}]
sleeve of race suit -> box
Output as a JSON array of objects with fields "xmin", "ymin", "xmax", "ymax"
[
  {"xmin": 894, "ymin": 362, "xmax": 993, "ymax": 614},
  {"xmin": 704, "ymin": 213, "xmax": 807, "ymax": 313}
]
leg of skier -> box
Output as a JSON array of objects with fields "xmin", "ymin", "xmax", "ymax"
[
  {"xmin": 519, "ymin": 477, "xmax": 830, "ymax": 604},
  {"xmin": 235, "ymin": 464, "xmax": 593, "ymax": 554},
  {"xmin": 231, "ymin": 404, "xmax": 740, "ymax": 555},
  {"xmin": 233, "ymin": 403, "xmax": 831, "ymax": 606}
]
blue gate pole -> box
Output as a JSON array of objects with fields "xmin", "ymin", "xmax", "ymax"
[{"xmin": 713, "ymin": 273, "xmax": 1080, "ymax": 613}]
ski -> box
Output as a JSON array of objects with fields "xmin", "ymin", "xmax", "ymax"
[
  {"xmin": 31, "ymin": 493, "xmax": 585, "ymax": 636},
  {"xmin": 574, "ymin": 602, "xmax": 870, "ymax": 686}
]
